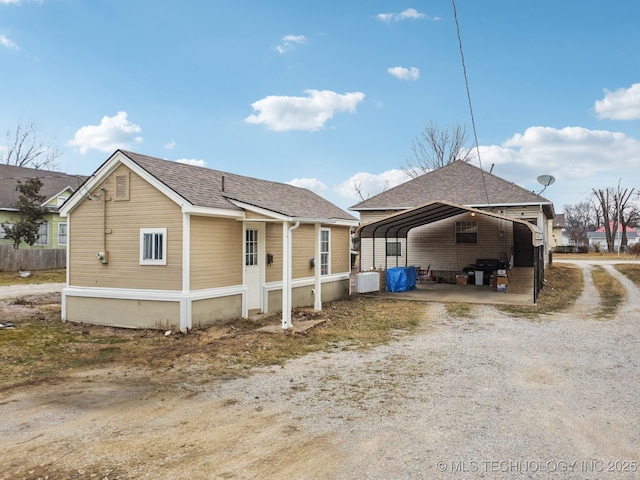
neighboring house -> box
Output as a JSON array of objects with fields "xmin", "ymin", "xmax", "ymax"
[
  {"xmin": 350, "ymin": 161, "xmax": 555, "ymax": 301},
  {"xmin": 550, "ymin": 213, "xmax": 571, "ymax": 249},
  {"xmin": 59, "ymin": 150, "xmax": 358, "ymax": 332},
  {"xmin": 0, "ymin": 164, "xmax": 86, "ymax": 249},
  {"xmin": 587, "ymin": 223, "xmax": 640, "ymax": 252}
]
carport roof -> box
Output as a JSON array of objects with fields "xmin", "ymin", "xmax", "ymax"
[{"xmin": 356, "ymin": 200, "xmax": 538, "ymax": 239}]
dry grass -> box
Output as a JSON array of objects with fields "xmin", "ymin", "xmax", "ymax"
[
  {"xmin": 445, "ymin": 303, "xmax": 474, "ymax": 318},
  {"xmin": 0, "ymin": 296, "xmax": 426, "ymax": 391},
  {"xmin": 498, "ymin": 263, "xmax": 584, "ymax": 318},
  {"xmin": 591, "ymin": 265, "xmax": 626, "ymax": 317},
  {"xmin": 0, "ymin": 268, "xmax": 65, "ymax": 286},
  {"xmin": 616, "ymin": 263, "xmax": 640, "ymax": 286}
]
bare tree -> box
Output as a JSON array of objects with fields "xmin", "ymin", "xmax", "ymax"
[
  {"xmin": 615, "ymin": 183, "xmax": 637, "ymax": 251},
  {"xmin": 563, "ymin": 201, "xmax": 599, "ymax": 246},
  {"xmin": 353, "ymin": 177, "xmax": 389, "ymax": 202},
  {"xmin": 592, "ymin": 182, "xmax": 636, "ymax": 252},
  {"xmin": 401, "ymin": 122, "xmax": 475, "ymax": 178},
  {"xmin": 592, "ymin": 187, "xmax": 618, "ymax": 252},
  {"xmin": 1, "ymin": 122, "xmax": 62, "ymax": 169}
]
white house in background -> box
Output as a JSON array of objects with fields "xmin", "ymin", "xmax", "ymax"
[{"xmin": 587, "ymin": 223, "xmax": 640, "ymax": 252}]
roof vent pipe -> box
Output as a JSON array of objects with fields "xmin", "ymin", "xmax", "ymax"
[{"xmin": 221, "ymin": 175, "xmax": 225, "ymax": 192}]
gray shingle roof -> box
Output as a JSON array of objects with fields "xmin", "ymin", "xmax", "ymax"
[
  {"xmin": 350, "ymin": 161, "xmax": 553, "ymax": 216},
  {"xmin": 0, "ymin": 164, "xmax": 87, "ymax": 210},
  {"xmin": 121, "ymin": 151, "xmax": 357, "ymax": 221}
]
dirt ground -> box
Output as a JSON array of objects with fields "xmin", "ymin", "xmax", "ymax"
[{"xmin": 1, "ymin": 260, "xmax": 639, "ymax": 480}]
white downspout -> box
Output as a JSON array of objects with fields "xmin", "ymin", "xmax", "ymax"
[
  {"xmin": 282, "ymin": 221, "xmax": 300, "ymax": 329},
  {"xmin": 314, "ymin": 223, "xmax": 322, "ymax": 311}
]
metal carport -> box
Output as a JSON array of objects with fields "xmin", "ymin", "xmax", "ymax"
[{"xmin": 355, "ymin": 200, "xmax": 545, "ymax": 302}]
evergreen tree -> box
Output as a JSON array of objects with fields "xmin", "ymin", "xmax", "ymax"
[{"xmin": 2, "ymin": 178, "xmax": 47, "ymax": 249}]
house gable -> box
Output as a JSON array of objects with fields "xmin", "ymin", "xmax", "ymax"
[
  {"xmin": 350, "ymin": 160, "xmax": 554, "ymax": 219},
  {"xmin": 68, "ymin": 163, "xmax": 183, "ymax": 291}
]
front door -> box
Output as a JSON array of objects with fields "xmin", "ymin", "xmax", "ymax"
[{"xmin": 244, "ymin": 223, "xmax": 263, "ymax": 310}]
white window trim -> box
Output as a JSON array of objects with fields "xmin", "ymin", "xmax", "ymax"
[
  {"xmin": 140, "ymin": 228, "xmax": 167, "ymax": 265},
  {"xmin": 58, "ymin": 222, "xmax": 67, "ymax": 246},
  {"xmin": 386, "ymin": 240, "xmax": 402, "ymax": 257},
  {"xmin": 0, "ymin": 223, "xmax": 13, "ymax": 239},
  {"xmin": 36, "ymin": 222, "xmax": 49, "ymax": 246},
  {"xmin": 320, "ymin": 228, "xmax": 331, "ymax": 276}
]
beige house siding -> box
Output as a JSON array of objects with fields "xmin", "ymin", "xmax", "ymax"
[
  {"xmin": 292, "ymin": 225, "xmax": 315, "ymax": 279},
  {"xmin": 360, "ymin": 213, "xmax": 514, "ymax": 276},
  {"xmin": 190, "ymin": 215, "xmax": 243, "ymax": 289},
  {"xmin": 406, "ymin": 214, "xmax": 513, "ymax": 279},
  {"xmin": 192, "ymin": 295, "xmax": 242, "ymax": 327},
  {"xmin": 68, "ymin": 165, "xmax": 183, "ymax": 290},
  {"xmin": 265, "ymin": 222, "xmax": 283, "ymax": 283},
  {"xmin": 331, "ymin": 225, "xmax": 351, "ymax": 274},
  {"xmin": 321, "ymin": 278, "xmax": 349, "ymax": 302},
  {"xmin": 65, "ymin": 296, "xmax": 181, "ymax": 330},
  {"xmin": 360, "ymin": 210, "xmax": 402, "ymax": 225}
]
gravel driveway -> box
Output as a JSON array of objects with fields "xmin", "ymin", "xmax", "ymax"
[{"xmin": 1, "ymin": 260, "xmax": 639, "ymax": 479}]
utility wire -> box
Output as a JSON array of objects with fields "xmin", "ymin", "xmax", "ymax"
[{"xmin": 451, "ymin": 0, "xmax": 492, "ymax": 208}]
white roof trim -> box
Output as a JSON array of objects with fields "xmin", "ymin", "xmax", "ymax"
[{"xmin": 60, "ymin": 151, "xmax": 190, "ymax": 216}]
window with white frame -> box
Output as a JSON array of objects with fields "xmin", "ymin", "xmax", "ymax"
[
  {"xmin": 35, "ymin": 222, "xmax": 49, "ymax": 245},
  {"xmin": 245, "ymin": 229, "xmax": 258, "ymax": 266},
  {"xmin": 320, "ymin": 228, "xmax": 330, "ymax": 275},
  {"xmin": 0, "ymin": 223, "xmax": 13, "ymax": 239},
  {"xmin": 58, "ymin": 222, "xmax": 67, "ymax": 246},
  {"xmin": 140, "ymin": 228, "xmax": 167, "ymax": 265},
  {"xmin": 386, "ymin": 241, "xmax": 401, "ymax": 256},
  {"xmin": 455, "ymin": 221, "xmax": 477, "ymax": 244}
]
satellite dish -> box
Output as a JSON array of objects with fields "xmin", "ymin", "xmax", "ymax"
[
  {"xmin": 536, "ymin": 174, "xmax": 555, "ymax": 194},
  {"xmin": 537, "ymin": 174, "xmax": 556, "ymax": 187}
]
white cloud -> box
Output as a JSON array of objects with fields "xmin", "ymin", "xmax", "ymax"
[
  {"xmin": 0, "ymin": 0, "xmax": 22, "ymax": 4},
  {"xmin": 594, "ymin": 83, "xmax": 640, "ymax": 120},
  {"xmin": 286, "ymin": 178, "xmax": 327, "ymax": 195},
  {"xmin": 176, "ymin": 158, "xmax": 207, "ymax": 167},
  {"xmin": 331, "ymin": 126, "xmax": 640, "ymax": 212},
  {"xmin": 245, "ymin": 89, "xmax": 365, "ymax": 132},
  {"xmin": 475, "ymin": 125, "xmax": 640, "ymax": 208},
  {"xmin": 164, "ymin": 139, "xmax": 176, "ymax": 149},
  {"xmin": 375, "ymin": 8, "xmax": 439, "ymax": 23},
  {"xmin": 276, "ymin": 34, "xmax": 306, "ymax": 54},
  {"xmin": 388, "ymin": 66, "xmax": 419, "ymax": 81},
  {"xmin": 0, "ymin": 34, "xmax": 18, "ymax": 50},
  {"xmin": 68, "ymin": 111, "xmax": 143, "ymax": 154},
  {"xmin": 334, "ymin": 169, "xmax": 410, "ymax": 202}
]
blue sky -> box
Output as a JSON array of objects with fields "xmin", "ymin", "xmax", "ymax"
[{"xmin": 2, "ymin": 1, "xmax": 640, "ymax": 215}]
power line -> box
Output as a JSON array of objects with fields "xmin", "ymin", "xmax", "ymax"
[{"xmin": 451, "ymin": 0, "xmax": 492, "ymax": 208}]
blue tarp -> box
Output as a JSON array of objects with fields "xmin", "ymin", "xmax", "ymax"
[{"xmin": 386, "ymin": 267, "xmax": 417, "ymax": 292}]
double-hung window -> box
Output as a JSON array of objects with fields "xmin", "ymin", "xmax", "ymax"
[
  {"xmin": 320, "ymin": 228, "xmax": 330, "ymax": 275},
  {"xmin": 35, "ymin": 222, "xmax": 49, "ymax": 246},
  {"xmin": 386, "ymin": 241, "xmax": 401, "ymax": 257},
  {"xmin": 58, "ymin": 222, "xmax": 67, "ymax": 246},
  {"xmin": 140, "ymin": 228, "xmax": 167, "ymax": 265},
  {"xmin": 455, "ymin": 221, "xmax": 477, "ymax": 244}
]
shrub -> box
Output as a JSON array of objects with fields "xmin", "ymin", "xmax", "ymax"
[{"xmin": 628, "ymin": 243, "xmax": 640, "ymax": 257}]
